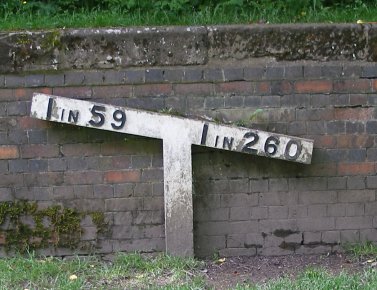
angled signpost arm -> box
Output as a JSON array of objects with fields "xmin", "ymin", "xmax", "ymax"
[{"xmin": 30, "ymin": 93, "xmax": 314, "ymax": 256}]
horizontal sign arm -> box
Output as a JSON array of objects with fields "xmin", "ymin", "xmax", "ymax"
[{"xmin": 31, "ymin": 93, "xmax": 313, "ymax": 164}]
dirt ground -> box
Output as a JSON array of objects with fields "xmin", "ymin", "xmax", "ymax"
[{"xmin": 203, "ymin": 253, "xmax": 366, "ymax": 289}]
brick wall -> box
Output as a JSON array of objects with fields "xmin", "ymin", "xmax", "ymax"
[{"xmin": 1, "ymin": 25, "xmax": 377, "ymax": 257}]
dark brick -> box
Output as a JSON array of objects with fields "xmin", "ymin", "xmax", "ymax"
[
  {"xmin": 307, "ymin": 121, "xmax": 325, "ymax": 135},
  {"xmin": 125, "ymin": 70, "xmax": 144, "ymax": 83},
  {"xmin": 330, "ymin": 94, "xmax": 349, "ymax": 107},
  {"xmin": 346, "ymin": 121, "xmax": 365, "ymax": 134},
  {"xmin": 0, "ymin": 75, "xmax": 5, "ymax": 87},
  {"xmin": 0, "ymin": 160, "xmax": 8, "ymax": 173},
  {"xmin": 132, "ymin": 155, "xmax": 151, "ymax": 168},
  {"xmin": 164, "ymin": 97, "xmax": 187, "ymax": 112},
  {"xmin": 367, "ymin": 148, "xmax": 377, "ymax": 161},
  {"xmin": 287, "ymin": 121, "xmax": 306, "ymax": 135},
  {"xmin": 350, "ymin": 94, "xmax": 368, "ymax": 107},
  {"xmin": 347, "ymin": 176, "xmax": 366, "ymax": 190},
  {"xmin": 290, "ymin": 177, "xmax": 327, "ymax": 191},
  {"xmin": 303, "ymin": 65, "xmax": 322, "ymax": 79},
  {"xmin": 261, "ymin": 95, "xmax": 280, "ymax": 107},
  {"xmin": 183, "ymin": 68, "xmax": 203, "ymax": 82},
  {"xmin": 164, "ymin": 69, "xmax": 184, "ymax": 82},
  {"xmin": 347, "ymin": 149, "xmax": 366, "ymax": 162},
  {"xmin": 48, "ymin": 158, "xmax": 67, "ymax": 171},
  {"xmin": 366, "ymin": 121, "xmax": 377, "ymax": 134},
  {"xmin": 126, "ymin": 97, "xmax": 164, "ymax": 111},
  {"xmin": 45, "ymin": 74, "xmax": 65, "ymax": 86},
  {"xmin": 8, "ymin": 130, "xmax": 28, "ymax": 144},
  {"xmin": 103, "ymin": 71, "xmax": 125, "ymax": 84},
  {"xmin": 204, "ymin": 68, "xmax": 223, "ymax": 82},
  {"xmin": 266, "ymin": 66, "xmax": 284, "ymax": 80},
  {"xmin": 145, "ymin": 69, "xmax": 164, "ymax": 82},
  {"xmin": 94, "ymin": 184, "xmax": 113, "ymax": 198},
  {"xmin": 153, "ymin": 182, "xmax": 164, "ymax": 196},
  {"xmin": 366, "ymin": 176, "xmax": 377, "ymax": 189},
  {"xmin": 5, "ymin": 75, "xmax": 24, "ymax": 87},
  {"xmin": 9, "ymin": 159, "xmax": 28, "ymax": 173},
  {"xmin": 361, "ymin": 65, "xmax": 377, "ymax": 78},
  {"xmin": 342, "ymin": 65, "xmax": 362, "ymax": 78},
  {"xmin": 28, "ymin": 159, "xmax": 48, "ymax": 172},
  {"xmin": 114, "ymin": 183, "xmax": 134, "ymax": 198},
  {"xmin": 285, "ymin": 65, "xmax": 303, "ymax": 79},
  {"xmin": 205, "ymin": 97, "xmax": 224, "ymax": 109},
  {"xmin": 141, "ymin": 168, "xmax": 163, "ymax": 182},
  {"xmin": 327, "ymin": 121, "xmax": 345, "ymax": 134},
  {"xmin": 321, "ymin": 65, "xmax": 342, "ymax": 78},
  {"xmin": 224, "ymin": 96, "xmax": 244, "ymax": 108},
  {"xmin": 0, "ymin": 187, "xmax": 13, "ymax": 201},
  {"xmin": 65, "ymin": 72, "xmax": 85, "ymax": 85},
  {"xmin": 186, "ymin": 96, "xmax": 204, "ymax": 111},
  {"xmin": 25, "ymin": 74, "xmax": 44, "ymax": 87},
  {"xmin": 67, "ymin": 157, "xmax": 87, "ymax": 171},
  {"xmin": 28, "ymin": 130, "xmax": 47, "ymax": 144},
  {"xmin": 223, "ymin": 68, "xmax": 244, "ymax": 81},
  {"xmin": 53, "ymin": 186, "xmax": 75, "ymax": 200},
  {"xmin": 84, "ymin": 71, "xmax": 104, "ymax": 84},
  {"xmin": 281, "ymin": 94, "xmax": 310, "ymax": 107},
  {"xmin": 327, "ymin": 177, "xmax": 347, "ymax": 190},
  {"xmin": 134, "ymin": 183, "xmax": 153, "ymax": 196},
  {"xmin": 7, "ymin": 101, "xmax": 27, "ymax": 116},
  {"xmin": 310, "ymin": 94, "xmax": 330, "ymax": 108},
  {"xmin": 244, "ymin": 96, "xmax": 261, "ymax": 107},
  {"xmin": 244, "ymin": 66, "xmax": 265, "ymax": 80}
]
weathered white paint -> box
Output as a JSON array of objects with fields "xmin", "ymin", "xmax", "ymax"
[{"xmin": 30, "ymin": 93, "xmax": 314, "ymax": 256}]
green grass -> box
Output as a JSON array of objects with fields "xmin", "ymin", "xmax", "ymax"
[
  {"xmin": 1, "ymin": 3, "xmax": 377, "ymax": 31},
  {"xmin": 0, "ymin": 252, "xmax": 206, "ymax": 289},
  {"xmin": 344, "ymin": 241, "xmax": 377, "ymax": 259},
  {"xmin": 2, "ymin": 245, "xmax": 377, "ymax": 289}
]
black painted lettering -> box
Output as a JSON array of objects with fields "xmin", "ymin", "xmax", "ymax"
[
  {"xmin": 223, "ymin": 137, "xmax": 234, "ymax": 150},
  {"xmin": 60, "ymin": 109, "xmax": 65, "ymax": 121},
  {"xmin": 215, "ymin": 136, "xmax": 219, "ymax": 147},
  {"xmin": 46, "ymin": 97, "xmax": 53, "ymax": 120},
  {"xmin": 89, "ymin": 105, "xmax": 106, "ymax": 127},
  {"xmin": 200, "ymin": 123, "xmax": 209, "ymax": 145},
  {"xmin": 68, "ymin": 110, "xmax": 79, "ymax": 123},
  {"xmin": 241, "ymin": 132, "xmax": 259, "ymax": 154},
  {"xmin": 264, "ymin": 136, "xmax": 280, "ymax": 156},
  {"xmin": 285, "ymin": 140, "xmax": 302, "ymax": 160},
  {"xmin": 111, "ymin": 109, "xmax": 126, "ymax": 130}
]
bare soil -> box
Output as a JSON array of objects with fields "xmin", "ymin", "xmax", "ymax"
[{"xmin": 202, "ymin": 253, "xmax": 366, "ymax": 289}]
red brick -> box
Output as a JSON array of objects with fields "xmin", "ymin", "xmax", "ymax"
[
  {"xmin": 92, "ymin": 85, "xmax": 132, "ymax": 98},
  {"xmin": 0, "ymin": 233, "xmax": 5, "ymax": 245},
  {"xmin": 338, "ymin": 162, "xmax": 375, "ymax": 175},
  {"xmin": 215, "ymin": 81, "xmax": 253, "ymax": 95},
  {"xmin": 373, "ymin": 80, "xmax": 377, "ymax": 92},
  {"xmin": 254, "ymin": 81, "xmax": 270, "ymax": 94},
  {"xmin": 134, "ymin": 84, "xmax": 172, "ymax": 97},
  {"xmin": 313, "ymin": 136, "xmax": 336, "ymax": 148},
  {"xmin": 15, "ymin": 87, "xmax": 52, "ymax": 100},
  {"xmin": 174, "ymin": 83, "xmax": 213, "ymax": 96},
  {"xmin": 21, "ymin": 144, "xmax": 59, "ymax": 158},
  {"xmin": 334, "ymin": 108, "xmax": 374, "ymax": 120},
  {"xmin": 53, "ymin": 87, "xmax": 92, "ymax": 98},
  {"xmin": 18, "ymin": 116, "xmax": 51, "ymax": 129},
  {"xmin": 0, "ymin": 145, "xmax": 19, "ymax": 159},
  {"xmin": 294, "ymin": 80, "xmax": 332, "ymax": 93},
  {"xmin": 0, "ymin": 89, "xmax": 13, "ymax": 101},
  {"xmin": 333, "ymin": 79, "xmax": 371, "ymax": 93},
  {"xmin": 337, "ymin": 135, "xmax": 373, "ymax": 149},
  {"xmin": 105, "ymin": 170, "xmax": 141, "ymax": 183}
]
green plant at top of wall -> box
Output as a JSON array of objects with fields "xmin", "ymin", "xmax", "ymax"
[{"xmin": 0, "ymin": 200, "xmax": 111, "ymax": 253}]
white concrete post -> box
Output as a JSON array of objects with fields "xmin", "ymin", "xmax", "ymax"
[{"xmin": 30, "ymin": 93, "xmax": 314, "ymax": 256}]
